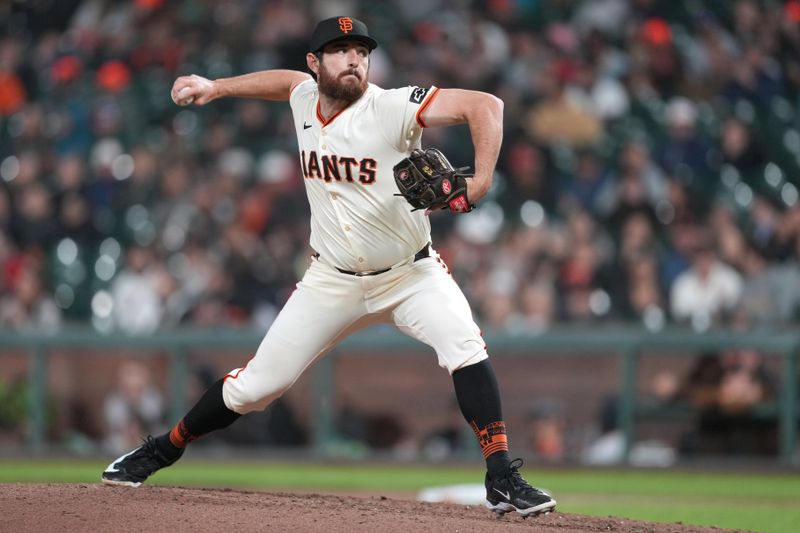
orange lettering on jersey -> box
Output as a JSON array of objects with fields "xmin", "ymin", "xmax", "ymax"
[
  {"xmin": 359, "ymin": 158, "xmax": 376, "ymax": 184},
  {"xmin": 322, "ymin": 155, "xmax": 341, "ymax": 182},
  {"xmin": 338, "ymin": 17, "xmax": 353, "ymax": 33}
]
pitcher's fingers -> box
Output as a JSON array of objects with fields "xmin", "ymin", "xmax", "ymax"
[{"xmin": 170, "ymin": 77, "xmax": 194, "ymax": 103}]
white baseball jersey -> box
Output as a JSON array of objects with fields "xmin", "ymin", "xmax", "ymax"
[
  {"xmin": 289, "ymin": 79, "xmax": 439, "ymax": 272},
  {"xmin": 222, "ymin": 79, "xmax": 488, "ymax": 415}
]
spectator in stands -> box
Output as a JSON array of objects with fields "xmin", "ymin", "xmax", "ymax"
[
  {"xmin": 0, "ymin": 267, "xmax": 60, "ymax": 331},
  {"xmin": 656, "ymin": 97, "xmax": 712, "ymax": 188},
  {"xmin": 481, "ymin": 287, "xmax": 516, "ymax": 332},
  {"xmin": 776, "ymin": 2, "xmax": 800, "ymax": 112},
  {"xmin": 709, "ymin": 202, "xmax": 746, "ymax": 270},
  {"xmin": 558, "ymin": 147, "xmax": 614, "ymax": 216},
  {"xmin": 618, "ymin": 211, "xmax": 658, "ymax": 262},
  {"xmin": 679, "ymin": 347, "xmax": 778, "ymax": 455},
  {"xmin": 0, "ymin": 36, "xmax": 30, "ymax": 116},
  {"xmin": 717, "ymin": 348, "xmax": 776, "ymax": 414},
  {"xmin": 526, "ymin": 62, "xmax": 603, "ymax": 148},
  {"xmin": 603, "ymin": 140, "xmax": 668, "ymax": 225},
  {"xmin": 102, "ymin": 360, "xmax": 165, "ymax": 455},
  {"xmin": 109, "ymin": 246, "xmax": 164, "ymax": 334},
  {"xmin": 718, "ymin": 117, "xmax": 766, "ymax": 184},
  {"xmin": 619, "ymin": 252, "xmax": 664, "ymax": 322},
  {"xmin": 582, "ymin": 369, "xmax": 680, "ymax": 466},
  {"xmin": 58, "ymin": 192, "xmax": 98, "ymax": 246},
  {"xmin": 10, "ymin": 182, "xmax": 60, "ymax": 249},
  {"xmin": 721, "ymin": 45, "xmax": 784, "ymax": 108},
  {"xmin": 747, "ymin": 195, "xmax": 791, "ymax": 261},
  {"xmin": 635, "ymin": 17, "xmax": 685, "ymax": 98},
  {"xmin": 518, "ymin": 280, "xmax": 557, "ymax": 334},
  {"xmin": 51, "ymin": 154, "xmax": 97, "ymax": 245},
  {"xmin": 564, "ymin": 58, "xmax": 630, "ymax": 122},
  {"xmin": 525, "ymin": 400, "xmax": 567, "ymax": 462},
  {"xmin": 683, "ymin": 11, "xmax": 737, "ymax": 98},
  {"xmin": 118, "ymin": 146, "xmax": 159, "ymax": 208},
  {"xmin": 670, "ymin": 237, "xmax": 743, "ymax": 328},
  {"xmin": 664, "ymin": 179, "xmax": 700, "ymax": 226},
  {"xmin": 732, "ymin": 0, "xmax": 761, "ymax": 44},
  {"xmin": 558, "ymin": 242, "xmax": 602, "ymax": 322},
  {"xmin": 734, "ymin": 243, "xmax": 800, "ymax": 326},
  {"xmin": 500, "ymin": 139, "xmax": 558, "ymax": 214},
  {"xmin": 603, "ymin": 211, "xmax": 666, "ymax": 322}
]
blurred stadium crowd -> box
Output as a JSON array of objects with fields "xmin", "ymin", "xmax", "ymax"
[{"xmin": 2, "ymin": 0, "xmax": 800, "ymax": 335}]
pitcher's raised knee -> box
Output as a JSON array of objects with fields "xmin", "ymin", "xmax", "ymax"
[{"xmin": 221, "ymin": 372, "xmax": 292, "ymax": 414}]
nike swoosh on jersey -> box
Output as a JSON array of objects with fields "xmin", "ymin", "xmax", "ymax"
[{"xmin": 303, "ymin": 122, "xmax": 312, "ymax": 129}]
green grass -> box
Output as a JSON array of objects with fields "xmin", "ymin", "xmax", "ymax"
[{"xmin": 2, "ymin": 460, "xmax": 798, "ymax": 532}]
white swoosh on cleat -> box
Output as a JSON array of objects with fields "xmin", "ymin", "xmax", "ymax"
[
  {"xmin": 493, "ymin": 488, "xmax": 511, "ymax": 500},
  {"xmin": 103, "ymin": 446, "xmax": 141, "ymax": 473}
]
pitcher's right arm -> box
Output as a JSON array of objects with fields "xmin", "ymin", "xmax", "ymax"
[{"xmin": 170, "ymin": 70, "xmax": 312, "ymax": 106}]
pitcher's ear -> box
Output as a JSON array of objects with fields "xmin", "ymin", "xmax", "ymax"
[{"xmin": 307, "ymin": 52, "xmax": 321, "ymax": 80}]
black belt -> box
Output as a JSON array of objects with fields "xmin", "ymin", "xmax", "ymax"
[{"xmin": 314, "ymin": 244, "xmax": 430, "ymax": 277}]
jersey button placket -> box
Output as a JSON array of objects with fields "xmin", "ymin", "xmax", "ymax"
[
  {"xmin": 320, "ymin": 124, "xmax": 366, "ymax": 270},
  {"xmin": 325, "ymin": 172, "xmax": 360, "ymax": 268}
]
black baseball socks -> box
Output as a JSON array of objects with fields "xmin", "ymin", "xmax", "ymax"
[
  {"xmin": 155, "ymin": 378, "xmax": 241, "ymax": 460},
  {"xmin": 155, "ymin": 362, "xmax": 512, "ymax": 474},
  {"xmin": 451, "ymin": 359, "xmax": 511, "ymax": 476}
]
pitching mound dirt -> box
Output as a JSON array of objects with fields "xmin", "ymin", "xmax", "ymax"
[{"xmin": 3, "ymin": 483, "xmax": 742, "ymax": 532}]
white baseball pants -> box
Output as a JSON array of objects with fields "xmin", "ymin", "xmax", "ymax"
[{"xmin": 221, "ymin": 250, "xmax": 488, "ymax": 414}]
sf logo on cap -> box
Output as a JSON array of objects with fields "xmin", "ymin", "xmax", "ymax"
[{"xmin": 338, "ymin": 17, "xmax": 353, "ymax": 33}]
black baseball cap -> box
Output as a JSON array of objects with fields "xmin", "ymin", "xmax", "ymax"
[{"xmin": 309, "ymin": 16, "xmax": 378, "ymax": 53}]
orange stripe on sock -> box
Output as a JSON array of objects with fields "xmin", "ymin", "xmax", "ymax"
[
  {"xmin": 168, "ymin": 422, "xmax": 184, "ymax": 448},
  {"xmin": 168, "ymin": 419, "xmax": 196, "ymax": 449},
  {"xmin": 483, "ymin": 437, "xmax": 505, "ymax": 447},
  {"xmin": 482, "ymin": 440, "xmax": 509, "ymax": 459},
  {"xmin": 483, "ymin": 438, "xmax": 509, "ymax": 450}
]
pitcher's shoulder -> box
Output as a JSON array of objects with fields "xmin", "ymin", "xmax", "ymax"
[{"xmin": 290, "ymin": 78, "xmax": 318, "ymax": 103}]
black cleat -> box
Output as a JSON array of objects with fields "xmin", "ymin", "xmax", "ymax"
[
  {"xmin": 485, "ymin": 458, "xmax": 556, "ymax": 516},
  {"xmin": 101, "ymin": 435, "xmax": 183, "ymax": 487}
]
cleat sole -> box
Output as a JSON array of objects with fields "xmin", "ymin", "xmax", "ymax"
[
  {"xmin": 101, "ymin": 476, "xmax": 142, "ymax": 488},
  {"xmin": 486, "ymin": 499, "xmax": 556, "ymax": 517}
]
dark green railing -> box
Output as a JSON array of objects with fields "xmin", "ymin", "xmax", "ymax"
[{"xmin": 0, "ymin": 327, "xmax": 797, "ymax": 464}]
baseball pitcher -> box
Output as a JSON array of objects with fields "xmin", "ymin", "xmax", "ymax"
[{"xmin": 102, "ymin": 16, "xmax": 556, "ymax": 517}]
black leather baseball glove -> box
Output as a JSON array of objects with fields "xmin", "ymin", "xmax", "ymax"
[{"xmin": 393, "ymin": 148, "xmax": 473, "ymax": 213}]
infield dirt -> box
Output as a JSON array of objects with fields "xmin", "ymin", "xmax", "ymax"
[{"xmin": 3, "ymin": 483, "xmax": 745, "ymax": 532}]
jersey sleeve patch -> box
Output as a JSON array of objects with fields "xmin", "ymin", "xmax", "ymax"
[{"xmin": 409, "ymin": 86, "xmax": 430, "ymax": 104}]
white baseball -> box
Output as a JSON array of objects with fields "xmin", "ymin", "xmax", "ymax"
[{"xmin": 177, "ymin": 87, "xmax": 194, "ymax": 106}]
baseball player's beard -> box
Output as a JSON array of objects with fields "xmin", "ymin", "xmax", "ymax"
[{"xmin": 318, "ymin": 65, "xmax": 367, "ymax": 104}]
